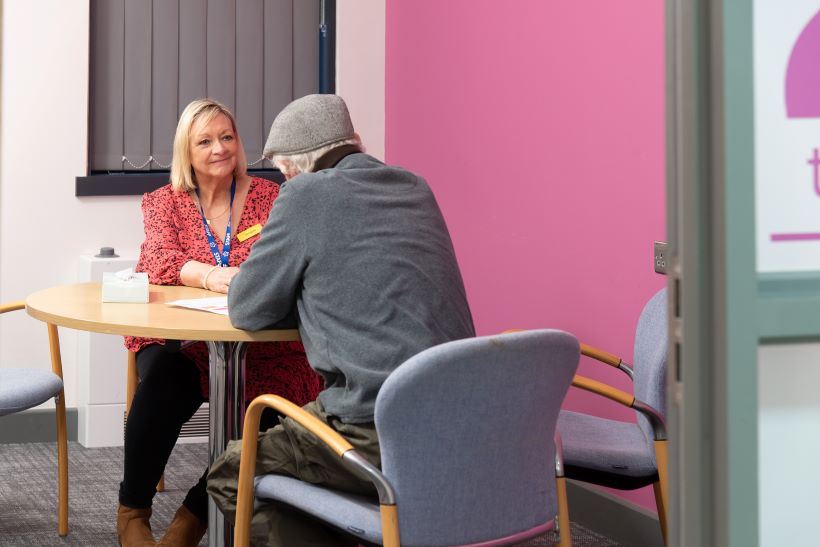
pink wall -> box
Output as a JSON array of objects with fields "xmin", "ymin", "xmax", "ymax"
[{"xmin": 385, "ymin": 1, "xmax": 665, "ymax": 509}]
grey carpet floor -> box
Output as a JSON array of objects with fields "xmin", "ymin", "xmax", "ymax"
[{"xmin": 0, "ymin": 442, "xmax": 621, "ymax": 546}]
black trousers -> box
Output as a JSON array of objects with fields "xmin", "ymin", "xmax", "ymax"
[{"xmin": 118, "ymin": 344, "xmax": 278, "ymax": 522}]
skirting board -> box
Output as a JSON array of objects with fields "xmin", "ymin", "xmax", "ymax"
[
  {"xmin": 0, "ymin": 408, "xmax": 78, "ymax": 444},
  {"xmin": 567, "ymin": 480, "xmax": 664, "ymax": 547},
  {"xmin": 0, "ymin": 406, "xmax": 207, "ymax": 446}
]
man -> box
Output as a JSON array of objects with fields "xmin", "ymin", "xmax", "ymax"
[{"xmin": 207, "ymin": 94, "xmax": 475, "ymax": 545}]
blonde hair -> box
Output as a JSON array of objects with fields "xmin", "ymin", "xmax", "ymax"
[
  {"xmin": 170, "ymin": 99, "xmax": 248, "ymax": 192},
  {"xmin": 271, "ymin": 135, "xmax": 363, "ymax": 178}
]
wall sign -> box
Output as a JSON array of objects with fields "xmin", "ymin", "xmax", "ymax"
[{"xmin": 756, "ymin": 0, "xmax": 820, "ymax": 271}]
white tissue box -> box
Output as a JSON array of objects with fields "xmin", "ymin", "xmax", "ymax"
[{"xmin": 101, "ymin": 271, "xmax": 149, "ymax": 303}]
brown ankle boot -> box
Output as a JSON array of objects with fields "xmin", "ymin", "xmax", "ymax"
[
  {"xmin": 117, "ymin": 504, "xmax": 156, "ymax": 546},
  {"xmin": 157, "ymin": 505, "xmax": 207, "ymax": 547}
]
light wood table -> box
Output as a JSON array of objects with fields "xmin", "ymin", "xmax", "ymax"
[{"xmin": 26, "ymin": 282, "xmax": 300, "ymax": 547}]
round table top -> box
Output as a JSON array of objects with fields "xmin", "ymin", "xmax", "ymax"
[{"xmin": 25, "ymin": 282, "xmax": 300, "ymax": 342}]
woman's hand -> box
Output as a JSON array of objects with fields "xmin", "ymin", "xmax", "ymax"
[
  {"xmin": 203, "ymin": 266, "xmax": 240, "ymax": 293},
  {"xmin": 180, "ymin": 261, "xmax": 240, "ymax": 293}
]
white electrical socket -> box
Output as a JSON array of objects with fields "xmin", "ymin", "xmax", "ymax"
[{"xmin": 654, "ymin": 241, "xmax": 668, "ymax": 275}]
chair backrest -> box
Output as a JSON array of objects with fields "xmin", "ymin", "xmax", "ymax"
[
  {"xmin": 374, "ymin": 329, "xmax": 579, "ymax": 547},
  {"xmin": 632, "ymin": 288, "xmax": 668, "ymax": 450}
]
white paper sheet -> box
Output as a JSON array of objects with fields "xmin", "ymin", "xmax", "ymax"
[{"xmin": 166, "ymin": 296, "xmax": 229, "ymax": 316}]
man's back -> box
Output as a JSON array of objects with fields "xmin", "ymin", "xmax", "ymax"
[{"xmin": 229, "ymin": 152, "xmax": 474, "ymax": 422}]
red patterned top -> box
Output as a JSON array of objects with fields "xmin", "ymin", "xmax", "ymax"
[{"xmin": 124, "ymin": 177, "xmax": 322, "ymax": 405}]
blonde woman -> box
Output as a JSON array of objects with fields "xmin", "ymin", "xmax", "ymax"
[{"xmin": 117, "ymin": 99, "xmax": 321, "ymax": 547}]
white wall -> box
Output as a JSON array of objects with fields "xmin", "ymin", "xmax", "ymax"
[
  {"xmin": 758, "ymin": 343, "xmax": 820, "ymax": 546},
  {"xmin": 0, "ymin": 1, "xmax": 386, "ymax": 411},
  {"xmin": 336, "ymin": 1, "xmax": 385, "ymax": 160},
  {"xmin": 0, "ymin": 0, "xmax": 144, "ymax": 408}
]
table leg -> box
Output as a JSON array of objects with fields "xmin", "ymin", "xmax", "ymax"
[{"xmin": 207, "ymin": 341, "xmax": 248, "ymax": 547}]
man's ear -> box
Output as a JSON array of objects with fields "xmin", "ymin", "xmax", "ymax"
[
  {"xmin": 276, "ymin": 160, "xmax": 295, "ymax": 180},
  {"xmin": 353, "ymin": 132, "xmax": 366, "ymax": 153}
]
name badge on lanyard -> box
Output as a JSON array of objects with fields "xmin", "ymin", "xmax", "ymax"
[{"xmin": 195, "ymin": 177, "xmax": 236, "ymax": 267}]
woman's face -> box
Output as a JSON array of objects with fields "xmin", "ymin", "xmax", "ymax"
[{"xmin": 189, "ymin": 113, "xmax": 238, "ymax": 183}]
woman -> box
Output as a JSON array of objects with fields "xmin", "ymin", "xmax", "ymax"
[{"xmin": 117, "ymin": 99, "xmax": 322, "ymax": 547}]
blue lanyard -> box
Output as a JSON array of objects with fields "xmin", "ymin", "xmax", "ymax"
[{"xmin": 195, "ymin": 177, "xmax": 236, "ymax": 267}]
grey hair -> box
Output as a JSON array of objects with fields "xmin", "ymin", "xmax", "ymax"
[{"xmin": 271, "ymin": 135, "xmax": 363, "ymax": 178}]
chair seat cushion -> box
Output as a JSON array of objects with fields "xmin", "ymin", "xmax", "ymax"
[
  {"xmin": 0, "ymin": 369, "xmax": 63, "ymax": 417},
  {"xmin": 557, "ymin": 410, "xmax": 658, "ymax": 489},
  {"xmin": 255, "ymin": 474, "xmax": 382, "ymax": 544}
]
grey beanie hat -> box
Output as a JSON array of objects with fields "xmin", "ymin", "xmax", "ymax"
[{"xmin": 264, "ymin": 94, "xmax": 354, "ymax": 158}]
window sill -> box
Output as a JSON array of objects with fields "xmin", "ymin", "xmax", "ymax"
[{"xmin": 75, "ymin": 170, "xmax": 284, "ymax": 197}]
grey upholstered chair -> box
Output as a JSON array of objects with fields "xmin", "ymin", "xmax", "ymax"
[
  {"xmin": 233, "ymin": 329, "xmax": 581, "ymax": 547},
  {"xmin": 0, "ymin": 300, "xmax": 69, "ymax": 536},
  {"xmin": 556, "ymin": 288, "xmax": 668, "ymax": 544}
]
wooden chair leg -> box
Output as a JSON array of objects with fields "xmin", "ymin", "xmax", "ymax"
[
  {"xmin": 653, "ymin": 482, "xmax": 667, "ymax": 546},
  {"xmin": 555, "ymin": 476, "xmax": 572, "ymax": 547},
  {"xmin": 380, "ymin": 504, "xmax": 400, "ymax": 547},
  {"xmin": 654, "ymin": 439, "xmax": 669, "ymax": 546},
  {"xmin": 55, "ymin": 390, "xmax": 69, "ymax": 536},
  {"xmin": 126, "ymin": 351, "xmax": 165, "ymax": 492},
  {"xmin": 48, "ymin": 324, "xmax": 69, "ymax": 537},
  {"xmin": 126, "ymin": 351, "xmax": 138, "ymax": 414}
]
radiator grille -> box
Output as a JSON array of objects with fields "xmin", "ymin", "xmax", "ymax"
[{"xmin": 180, "ymin": 405, "xmax": 210, "ymax": 438}]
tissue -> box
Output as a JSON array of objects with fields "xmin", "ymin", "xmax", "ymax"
[{"xmin": 102, "ymin": 268, "xmax": 149, "ymax": 303}]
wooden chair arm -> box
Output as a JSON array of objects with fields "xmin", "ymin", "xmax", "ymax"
[
  {"xmin": 234, "ymin": 395, "xmax": 355, "ymax": 547},
  {"xmin": 581, "ymin": 342, "xmax": 635, "ymax": 379},
  {"xmin": 234, "ymin": 395, "xmax": 400, "ymax": 547},
  {"xmin": 2, "ymin": 299, "xmax": 64, "ymax": 380},
  {"xmin": 571, "ymin": 375, "xmax": 667, "ymax": 441},
  {"xmin": 0, "ymin": 300, "xmax": 26, "ymax": 314},
  {"xmin": 253, "ymin": 395, "xmax": 354, "ymax": 455},
  {"xmin": 580, "ymin": 343, "xmax": 622, "ymax": 368},
  {"xmin": 572, "ymin": 374, "xmax": 635, "ymax": 408}
]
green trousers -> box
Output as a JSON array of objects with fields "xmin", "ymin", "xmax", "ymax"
[{"xmin": 207, "ymin": 400, "xmax": 381, "ymax": 546}]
